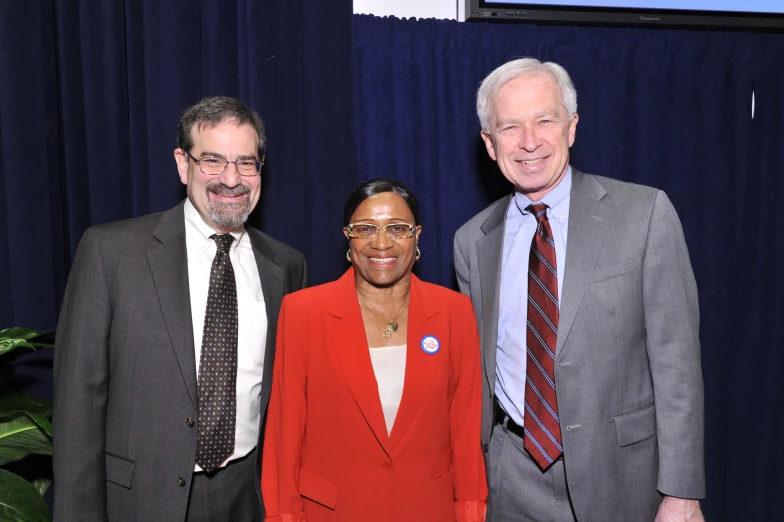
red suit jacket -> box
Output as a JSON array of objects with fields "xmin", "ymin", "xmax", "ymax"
[{"xmin": 262, "ymin": 268, "xmax": 487, "ymax": 522}]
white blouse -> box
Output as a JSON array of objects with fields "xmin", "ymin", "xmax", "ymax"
[{"xmin": 368, "ymin": 344, "xmax": 407, "ymax": 435}]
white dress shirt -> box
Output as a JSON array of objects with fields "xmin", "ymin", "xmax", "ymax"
[{"xmin": 184, "ymin": 199, "xmax": 267, "ymax": 471}]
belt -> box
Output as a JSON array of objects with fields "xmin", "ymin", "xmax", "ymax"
[{"xmin": 493, "ymin": 397, "xmax": 525, "ymax": 440}]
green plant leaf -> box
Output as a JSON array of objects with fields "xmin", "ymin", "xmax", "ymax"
[
  {"xmin": 0, "ymin": 394, "xmax": 52, "ymax": 437},
  {"xmin": 0, "ymin": 339, "xmax": 35, "ymax": 357},
  {"xmin": 0, "ymin": 415, "xmax": 52, "ymax": 466},
  {"xmin": 0, "ymin": 468, "xmax": 51, "ymax": 521},
  {"xmin": 0, "ymin": 328, "xmax": 53, "ymax": 341},
  {"xmin": 0, "ymin": 329, "xmax": 54, "ymax": 356},
  {"xmin": 29, "ymin": 478, "xmax": 51, "ymax": 497}
]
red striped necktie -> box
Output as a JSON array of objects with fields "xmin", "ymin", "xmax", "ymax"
[{"xmin": 523, "ymin": 203, "xmax": 563, "ymax": 469}]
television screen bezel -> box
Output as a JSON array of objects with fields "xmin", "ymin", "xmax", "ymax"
[{"xmin": 465, "ymin": 0, "xmax": 784, "ymax": 30}]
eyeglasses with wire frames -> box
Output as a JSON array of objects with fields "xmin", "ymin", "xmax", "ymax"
[
  {"xmin": 185, "ymin": 151, "xmax": 263, "ymax": 177},
  {"xmin": 346, "ymin": 223, "xmax": 417, "ymax": 240}
]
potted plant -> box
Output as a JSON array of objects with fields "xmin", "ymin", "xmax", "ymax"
[{"xmin": 0, "ymin": 328, "xmax": 54, "ymax": 521}]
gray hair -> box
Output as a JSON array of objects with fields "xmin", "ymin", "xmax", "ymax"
[
  {"xmin": 476, "ymin": 58, "xmax": 577, "ymax": 132},
  {"xmin": 177, "ymin": 96, "xmax": 267, "ymax": 158}
]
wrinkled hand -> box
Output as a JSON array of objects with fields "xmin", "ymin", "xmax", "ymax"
[{"xmin": 654, "ymin": 496, "xmax": 704, "ymax": 522}]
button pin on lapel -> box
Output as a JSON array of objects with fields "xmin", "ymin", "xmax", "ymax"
[{"xmin": 420, "ymin": 335, "xmax": 440, "ymax": 354}]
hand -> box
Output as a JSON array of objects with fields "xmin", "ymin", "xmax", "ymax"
[{"xmin": 654, "ymin": 496, "xmax": 704, "ymax": 522}]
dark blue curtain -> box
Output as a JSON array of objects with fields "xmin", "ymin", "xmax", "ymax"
[
  {"xmin": 722, "ymin": 57, "xmax": 784, "ymax": 518},
  {"xmin": 0, "ymin": 0, "xmax": 357, "ymax": 397},
  {"xmin": 353, "ymin": 14, "xmax": 784, "ymax": 521}
]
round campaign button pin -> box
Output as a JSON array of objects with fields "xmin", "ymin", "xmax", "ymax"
[{"xmin": 420, "ymin": 335, "xmax": 440, "ymax": 354}]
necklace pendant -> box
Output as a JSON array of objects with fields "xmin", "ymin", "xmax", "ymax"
[
  {"xmin": 383, "ymin": 327, "xmax": 393, "ymax": 339},
  {"xmin": 387, "ymin": 321, "xmax": 399, "ymax": 332}
]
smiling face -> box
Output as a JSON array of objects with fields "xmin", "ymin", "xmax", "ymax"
[
  {"xmin": 174, "ymin": 119, "xmax": 262, "ymax": 234},
  {"xmin": 481, "ymin": 73, "xmax": 578, "ymax": 202},
  {"xmin": 344, "ymin": 192, "xmax": 421, "ymax": 289}
]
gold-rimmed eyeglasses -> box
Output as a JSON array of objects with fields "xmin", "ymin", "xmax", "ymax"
[
  {"xmin": 346, "ymin": 223, "xmax": 417, "ymax": 240},
  {"xmin": 186, "ymin": 151, "xmax": 263, "ymax": 177}
]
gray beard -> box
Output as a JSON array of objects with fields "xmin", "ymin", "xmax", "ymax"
[{"xmin": 205, "ymin": 182, "xmax": 252, "ymax": 228}]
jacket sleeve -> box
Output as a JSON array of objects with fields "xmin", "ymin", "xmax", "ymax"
[
  {"xmin": 262, "ymin": 295, "xmax": 309, "ymax": 522},
  {"xmin": 451, "ymin": 296, "xmax": 488, "ymax": 522},
  {"xmin": 643, "ymin": 191, "xmax": 705, "ymax": 498},
  {"xmin": 52, "ymin": 228, "xmax": 112, "ymax": 520},
  {"xmin": 453, "ymin": 232, "xmax": 471, "ymax": 296}
]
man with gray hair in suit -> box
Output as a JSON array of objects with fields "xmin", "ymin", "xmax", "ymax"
[
  {"xmin": 454, "ymin": 58, "xmax": 705, "ymax": 521},
  {"xmin": 53, "ymin": 96, "xmax": 308, "ymax": 521}
]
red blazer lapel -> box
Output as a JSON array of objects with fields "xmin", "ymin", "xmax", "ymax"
[
  {"xmin": 389, "ymin": 274, "xmax": 440, "ymax": 449},
  {"xmin": 325, "ymin": 269, "xmax": 392, "ymax": 453}
]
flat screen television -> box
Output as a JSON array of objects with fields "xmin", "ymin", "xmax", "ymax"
[{"xmin": 465, "ymin": 0, "xmax": 784, "ymax": 30}]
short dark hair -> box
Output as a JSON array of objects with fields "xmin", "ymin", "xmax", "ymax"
[
  {"xmin": 177, "ymin": 96, "xmax": 267, "ymax": 158},
  {"xmin": 343, "ymin": 178, "xmax": 421, "ymax": 226}
]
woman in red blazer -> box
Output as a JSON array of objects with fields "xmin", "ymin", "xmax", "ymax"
[{"xmin": 262, "ymin": 179, "xmax": 487, "ymax": 522}]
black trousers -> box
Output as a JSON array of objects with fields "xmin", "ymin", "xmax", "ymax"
[{"xmin": 185, "ymin": 447, "xmax": 261, "ymax": 522}]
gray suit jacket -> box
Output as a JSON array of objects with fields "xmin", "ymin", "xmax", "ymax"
[
  {"xmin": 52, "ymin": 201, "xmax": 308, "ymax": 521},
  {"xmin": 454, "ymin": 170, "xmax": 705, "ymax": 521}
]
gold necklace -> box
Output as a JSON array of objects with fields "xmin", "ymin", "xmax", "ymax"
[{"xmin": 358, "ymin": 290, "xmax": 410, "ymax": 339}]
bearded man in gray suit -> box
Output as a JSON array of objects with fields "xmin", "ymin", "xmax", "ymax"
[
  {"xmin": 53, "ymin": 96, "xmax": 307, "ymax": 521},
  {"xmin": 454, "ymin": 58, "xmax": 705, "ymax": 521}
]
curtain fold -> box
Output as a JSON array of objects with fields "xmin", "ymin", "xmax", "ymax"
[{"xmin": 722, "ymin": 52, "xmax": 784, "ymax": 521}]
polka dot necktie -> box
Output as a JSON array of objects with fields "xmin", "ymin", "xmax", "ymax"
[
  {"xmin": 524, "ymin": 204, "xmax": 563, "ymax": 470},
  {"xmin": 195, "ymin": 233, "xmax": 238, "ymax": 473}
]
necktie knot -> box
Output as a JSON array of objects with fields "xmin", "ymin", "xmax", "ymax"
[
  {"xmin": 527, "ymin": 203, "xmax": 550, "ymax": 223},
  {"xmin": 211, "ymin": 233, "xmax": 234, "ymax": 255}
]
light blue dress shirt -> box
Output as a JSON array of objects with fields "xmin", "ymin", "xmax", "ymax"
[{"xmin": 495, "ymin": 167, "xmax": 571, "ymax": 427}]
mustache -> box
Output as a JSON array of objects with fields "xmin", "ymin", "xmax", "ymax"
[{"xmin": 205, "ymin": 181, "xmax": 250, "ymax": 197}]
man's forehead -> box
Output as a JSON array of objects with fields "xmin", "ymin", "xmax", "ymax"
[
  {"xmin": 188, "ymin": 119, "xmax": 259, "ymax": 152},
  {"xmin": 491, "ymin": 75, "xmax": 566, "ymax": 115}
]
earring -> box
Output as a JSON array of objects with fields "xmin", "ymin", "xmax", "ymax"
[
  {"xmin": 346, "ymin": 249, "xmax": 352, "ymax": 263},
  {"xmin": 415, "ymin": 247, "xmax": 421, "ymax": 261}
]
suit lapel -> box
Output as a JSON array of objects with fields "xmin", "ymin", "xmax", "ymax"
[
  {"xmin": 476, "ymin": 196, "xmax": 510, "ymax": 393},
  {"xmin": 388, "ymin": 275, "xmax": 439, "ymax": 450},
  {"xmin": 326, "ymin": 270, "xmax": 392, "ymax": 455},
  {"xmin": 557, "ymin": 171, "xmax": 611, "ymax": 358},
  {"xmin": 147, "ymin": 202, "xmax": 198, "ymax": 407}
]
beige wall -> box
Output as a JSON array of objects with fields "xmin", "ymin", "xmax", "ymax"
[{"xmin": 353, "ymin": 0, "xmax": 465, "ymax": 21}]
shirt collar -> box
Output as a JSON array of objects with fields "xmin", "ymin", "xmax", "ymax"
[
  {"xmin": 512, "ymin": 166, "xmax": 572, "ymax": 224},
  {"xmin": 184, "ymin": 198, "xmax": 245, "ymax": 252}
]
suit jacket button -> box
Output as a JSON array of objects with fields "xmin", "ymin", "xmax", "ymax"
[
  {"xmin": 186, "ymin": 417, "xmax": 195, "ymax": 427},
  {"xmin": 177, "ymin": 477, "xmax": 186, "ymax": 487},
  {"xmin": 483, "ymin": 443, "xmax": 489, "ymax": 453},
  {"xmin": 381, "ymin": 461, "xmax": 393, "ymax": 471}
]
